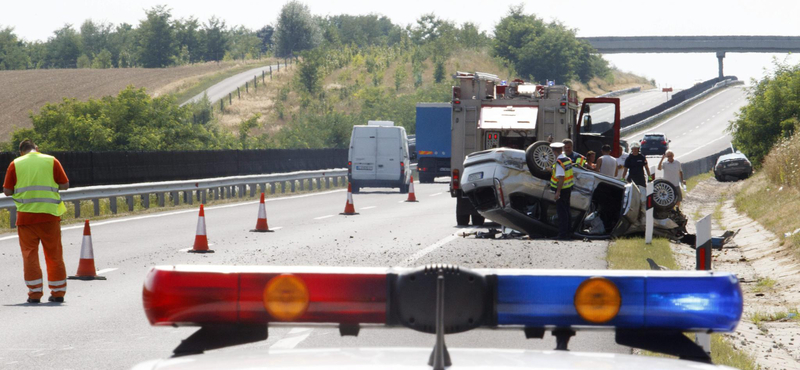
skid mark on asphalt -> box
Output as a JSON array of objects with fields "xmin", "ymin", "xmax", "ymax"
[
  {"xmin": 0, "ymin": 189, "xmax": 347, "ymax": 242},
  {"xmin": 270, "ymin": 328, "xmax": 312, "ymax": 349},
  {"xmin": 401, "ymin": 232, "xmax": 460, "ymax": 265}
]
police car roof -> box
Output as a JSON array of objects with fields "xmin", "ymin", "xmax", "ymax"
[{"xmin": 132, "ymin": 347, "xmax": 738, "ymax": 370}]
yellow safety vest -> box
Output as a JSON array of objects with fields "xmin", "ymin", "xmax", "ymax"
[
  {"xmin": 12, "ymin": 152, "xmax": 66, "ymax": 216},
  {"xmin": 551, "ymin": 157, "xmax": 574, "ymax": 190},
  {"xmin": 574, "ymin": 155, "xmax": 587, "ymax": 167}
]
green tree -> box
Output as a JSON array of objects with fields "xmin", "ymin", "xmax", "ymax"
[
  {"xmin": 202, "ymin": 16, "xmax": 228, "ymax": 61},
  {"xmin": 137, "ymin": 5, "xmax": 176, "ymax": 68},
  {"xmin": 175, "ymin": 17, "xmax": 203, "ymax": 63},
  {"xmin": 256, "ymin": 25, "xmax": 274, "ymax": 54},
  {"xmin": 729, "ymin": 61, "xmax": 800, "ymax": 164},
  {"xmin": 273, "ymin": 1, "xmax": 321, "ymax": 57},
  {"xmin": 80, "ymin": 20, "xmax": 111, "ymax": 58},
  {"xmin": 394, "ymin": 65, "xmax": 407, "ymax": 91},
  {"xmin": 0, "ymin": 27, "xmax": 29, "ymax": 70},
  {"xmin": 108, "ymin": 23, "xmax": 138, "ymax": 67},
  {"xmin": 76, "ymin": 54, "xmax": 91, "ymax": 68},
  {"xmin": 433, "ymin": 57, "xmax": 445, "ymax": 83},
  {"xmin": 91, "ymin": 49, "xmax": 113, "ymax": 68},
  {"xmin": 47, "ymin": 25, "xmax": 83, "ymax": 68},
  {"xmin": 295, "ymin": 49, "xmax": 323, "ymax": 94}
]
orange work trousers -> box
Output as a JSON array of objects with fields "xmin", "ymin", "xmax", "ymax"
[{"xmin": 18, "ymin": 220, "xmax": 66, "ymax": 300}]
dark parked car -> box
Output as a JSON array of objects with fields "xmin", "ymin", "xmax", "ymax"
[
  {"xmin": 640, "ymin": 133, "xmax": 670, "ymax": 156},
  {"xmin": 715, "ymin": 152, "xmax": 752, "ymax": 181}
]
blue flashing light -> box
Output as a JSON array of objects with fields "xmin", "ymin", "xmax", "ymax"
[{"xmin": 495, "ymin": 272, "xmax": 742, "ymax": 332}]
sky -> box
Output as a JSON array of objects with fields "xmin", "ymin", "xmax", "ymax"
[{"xmin": 2, "ymin": 0, "xmax": 799, "ymax": 88}]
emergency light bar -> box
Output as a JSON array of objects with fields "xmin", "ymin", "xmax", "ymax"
[{"xmin": 144, "ymin": 265, "xmax": 742, "ymax": 333}]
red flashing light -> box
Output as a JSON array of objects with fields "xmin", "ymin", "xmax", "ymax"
[
  {"xmin": 143, "ymin": 266, "xmax": 388, "ymax": 326},
  {"xmin": 560, "ymin": 102, "xmax": 566, "ymax": 106},
  {"xmin": 454, "ymin": 100, "xmax": 461, "ymax": 105}
]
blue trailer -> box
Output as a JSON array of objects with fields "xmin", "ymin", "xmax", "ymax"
[{"xmin": 415, "ymin": 103, "xmax": 452, "ymax": 183}]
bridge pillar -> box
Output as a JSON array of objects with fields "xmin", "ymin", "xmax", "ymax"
[{"xmin": 716, "ymin": 51, "xmax": 726, "ymax": 78}]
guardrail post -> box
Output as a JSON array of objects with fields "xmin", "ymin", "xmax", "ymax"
[
  {"xmin": 291, "ymin": 180, "xmax": 296, "ymax": 193},
  {"xmin": 259, "ymin": 183, "xmax": 267, "ymax": 195},
  {"xmin": 157, "ymin": 193, "xmax": 165, "ymax": 207},
  {"xmin": 299, "ymin": 179, "xmax": 304, "ymax": 191},
  {"xmin": 201, "ymin": 189, "xmax": 207, "ymax": 204},
  {"xmin": 9, "ymin": 209, "xmax": 16, "ymax": 228},
  {"xmin": 271, "ymin": 182, "xmax": 277, "ymax": 194},
  {"xmin": 246, "ymin": 81, "xmax": 248, "ymax": 93},
  {"xmin": 317, "ymin": 178, "xmax": 322, "ymax": 190},
  {"xmin": 239, "ymin": 184, "xmax": 246, "ymax": 198},
  {"xmin": 212, "ymin": 188, "xmax": 219, "ymax": 200},
  {"xmin": 142, "ymin": 194, "xmax": 150, "ymax": 209},
  {"xmin": 333, "ymin": 177, "xmax": 339, "ymax": 187},
  {"xmin": 281, "ymin": 181, "xmax": 286, "ymax": 193},
  {"xmin": 250, "ymin": 184, "xmax": 256, "ymax": 197},
  {"xmin": 186, "ymin": 191, "xmax": 194, "ymax": 205},
  {"xmin": 277, "ymin": 62, "xmax": 280, "ymax": 72},
  {"xmin": 109, "ymin": 197, "xmax": 117, "ymax": 214},
  {"xmin": 93, "ymin": 199, "xmax": 100, "ymax": 216},
  {"xmin": 238, "ymin": 87, "xmax": 240, "ymax": 99},
  {"xmin": 126, "ymin": 195, "xmax": 135, "ymax": 212},
  {"xmin": 269, "ymin": 66, "xmax": 272, "ymax": 80},
  {"xmin": 171, "ymin": 191, "xmax": 179, "ymax": 206},
  {"xmin": 326, "ymin": 177, "xmax": 331, "ymax": 189},
  {"xmin": 73, "ymin": 201, "xmax": 81, "ymax": 218}
]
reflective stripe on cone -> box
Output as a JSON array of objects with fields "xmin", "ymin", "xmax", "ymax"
[{"xmin": 69, "ymin": 220, "xmax": 107, "ymax": 280}]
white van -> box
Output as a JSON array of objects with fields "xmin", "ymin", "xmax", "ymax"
[{"xmin": 348, "ymin": 121, "xmax": 411, "ymax": 193}]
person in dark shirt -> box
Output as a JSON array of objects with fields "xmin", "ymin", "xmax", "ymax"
[{"xmin": 622, "ymin": 143, "xmax": 651, "ymax": 187}]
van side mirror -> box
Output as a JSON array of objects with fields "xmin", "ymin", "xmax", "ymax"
[{"xmin": 583, "ymin": 115, "xmax": 593, "ymax": 132}]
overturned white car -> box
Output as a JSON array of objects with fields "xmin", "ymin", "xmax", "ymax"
[{"xmin": 460, "ymin": 143, "xmax": 690, "ymax": 241}]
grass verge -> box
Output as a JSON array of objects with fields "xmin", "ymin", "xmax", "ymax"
[
  {"xmin": 172, "ymin": 62, "xmax": 275, "ymax": 104},
  {"xmin": 685, "ymin": 171, "xmax": 714, "ymax": 193},
  {"xmin": 606, "ymin": 237, "xmax": 679, "ymax": 270},
  {"xmin": 0, "ymin": 179, "xmax": 347, "ymax": 235},
  {"xmin": 734, "ymin": 172, "xmax": 800, "ymax": 257},
  {"xmin": 607, "ymin": 237, "xmax": 758, "ymax": 369}
]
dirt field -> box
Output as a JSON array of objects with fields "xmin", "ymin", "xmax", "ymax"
[{"xmin": 0, "ymin": 61, "xmax": 267, "ymax": 141}]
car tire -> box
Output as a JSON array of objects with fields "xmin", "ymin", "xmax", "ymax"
[
  {"xmin": 526, "ymin": 141, "xmax": 555, "ymax": 181},
  {"xmin": 652, "ymin": 179, "xmax": 678, "ymax": 211},
  {"xmin": 456, "ymin": 214, "xmax": 471, "ymax": 226},
  {"xmin": 471, "ymin": 213, "xmax": 485, "ymax": 226}
]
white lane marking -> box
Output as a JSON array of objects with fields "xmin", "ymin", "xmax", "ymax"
[
  {"xmin": 695, "ymin": 125, "xmax": 700, "ymax": 129},
  {"xmin": 676, "ymin": 135, "xmax": 731, "ymax": 160},
  {"xmin": 270, "ymin": 329, "xmax": 312, "ymax": 349},
  {"xmin": 0, "ymin": 189, "xmax": 347, "ymax": 241},
  {"xmin": 96, "ymin": 268, "xmax": 118, "ymax": 275},
  {"xmin": 314, "ymin": 215, "xmax": 335, "ymax": 220},
  {"xmin": 429, "ymin": 192, "xmax": 443, "ymax": 197},
  {"xmin": 270, "ymin": 226, "xmax": 283, "ymax": 231},
  {"xmin": 398, "ymin": 200, "xmax": 406, "ymax": 203},
  {"xmin": 178, "ymin": 247, "xmax": 191, "ymax": 252},
  {"xmin": 623, "ymin": 89, "xmax": 731, "ymax": 141},
  {"xmin": 402, "ymin": 233, "xmax": 460, "ymax": 265},
  {"xmin": 360, "ymin": 206, "xmax": 377, "ymax": 210}
]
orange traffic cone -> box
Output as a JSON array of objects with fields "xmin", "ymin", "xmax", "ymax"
[
  {"xmin": 189, "ymin": 204, "xmax": 214, "ymax": 253},
  {"xmin": 406, "ymin": 176, "xmax": 418, "ymax": 202},
  {"xmin": 340, "ymin": 182, "xmax": 359, "ymax": 215},
  {"xmin": 68, "ymin": 220, "xmax": 107, "ymax": 280},
  {"xmin": 251, "ymin": 193, "xmax": 274, "ymax": 233}
]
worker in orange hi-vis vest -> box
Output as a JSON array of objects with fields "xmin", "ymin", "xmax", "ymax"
[{"xmin": 3, "ymin": 140, "xmax": 70, "ymax": 304}]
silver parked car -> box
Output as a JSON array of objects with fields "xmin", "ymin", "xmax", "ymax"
[{"xmin": 460, "ymin": 143, "xmax": 690, "ymax": 241}]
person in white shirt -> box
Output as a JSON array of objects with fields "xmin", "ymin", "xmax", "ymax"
[
  {"xmin": 615, "ymin": 144, "xmax": 629, "ymax": 179},
  {"xmin": 658, "ymin": 150, "xmax": 686, "ymax": 208},
  {"xmin": 596, "ymin": 145, "xmax": 617, "ymax": 178}
]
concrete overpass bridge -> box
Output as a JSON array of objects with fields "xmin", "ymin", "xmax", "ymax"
[{"xmin": 580, "ymin": 36, "xmax": 800, "ymax": 77}]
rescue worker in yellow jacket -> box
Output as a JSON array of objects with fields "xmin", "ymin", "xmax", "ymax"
[
  {"xmin": 550, "ymin": 142, "xmax": 574, "ymax": 240},
  {"xmin": 3, "ymin": 140, "xmax": 69, "ymax": 304}
]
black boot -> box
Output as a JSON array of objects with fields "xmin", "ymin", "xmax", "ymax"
[
  {"xmin": 27, "ymin": 298, "xmax": 40, "ymax": 304},
  {"xmin": 48, "ymin": 296, "xmax": 64, "ymax": 303}
]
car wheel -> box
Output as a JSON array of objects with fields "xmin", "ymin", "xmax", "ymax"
[
  {"xmin": 651, "ymin": 179, "xmax": 678, "ymax": 211},
  {"xmin": 399, "ymin": 182, "xmax": 409, "ymax": 194},
  {"xmin": 471, "ymin": 213, "xmax": 485, "ymax": 226},
  {"xmin": 526, "ymin": 141, "xmax": 555, "ymax": 181},
  {"xmin": 456, "ymin": 214, "xmax": 470, "ymax": 226}
]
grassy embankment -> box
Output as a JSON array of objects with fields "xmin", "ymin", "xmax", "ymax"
[{"xmin": 607, "ymin": 238, "xmax": 756, "ymax": 368}]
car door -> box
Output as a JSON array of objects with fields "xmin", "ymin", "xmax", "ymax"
[
  {"xmin": 351, "ymin": 127, "xmax": 378, "ymax": 180},
  {"xmin": 376, "ymin": 128, "xmax": 400, "ymax": 181}
]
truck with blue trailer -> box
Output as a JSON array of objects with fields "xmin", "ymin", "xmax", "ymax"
[{"xmin": 415, "ymin": 103, "xmax": 452, "ymax": 183}]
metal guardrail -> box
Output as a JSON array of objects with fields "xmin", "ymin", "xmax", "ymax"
[
  {"xmin": 620, "ymin": 79, "xmax": 744, "ymax": 136},
  {"xmin": 0, "ymin": 168, "xmax": 350, "ymax": 228},
  {"xmin": 598, "ymin": 86, "xmax": 642, "ymax": 98}
]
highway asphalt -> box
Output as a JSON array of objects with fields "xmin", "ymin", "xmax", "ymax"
[
  {"xmin": 624, "ymin": 85, "xmax": 748, "ymax": 163},
  {"xmin": 180, "ymin": 63, "xmax": 281, "ymax": 106},
  {"xmin": 0, "ymin": 182, "xmax": 621, "ymax": 369}
]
